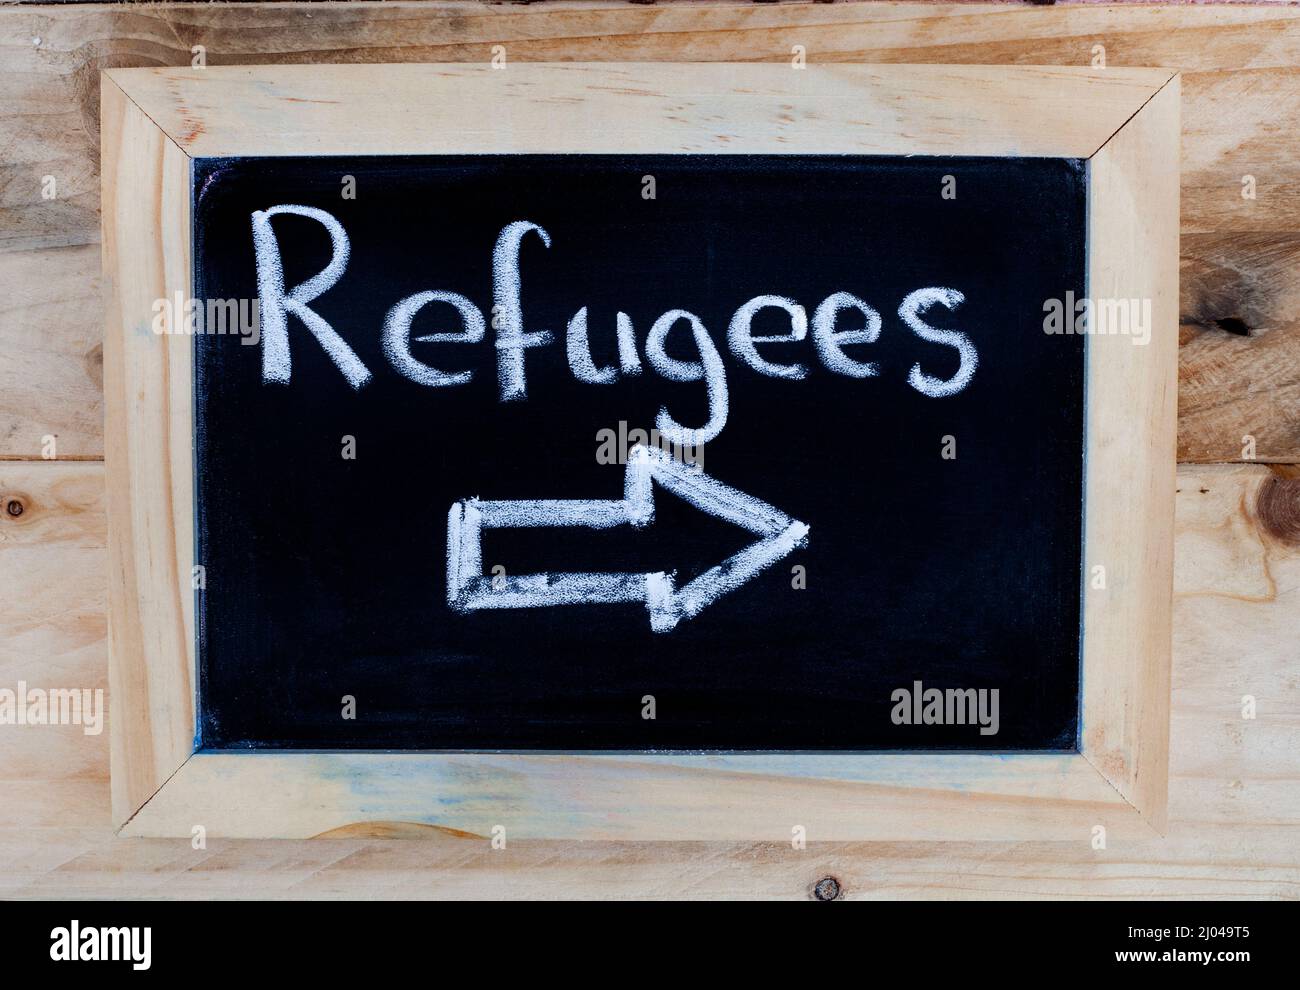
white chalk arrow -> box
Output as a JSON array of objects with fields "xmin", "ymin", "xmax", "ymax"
[{"xmin": 447, "ymin": 445, "xmax": 809, "ymax": 633}]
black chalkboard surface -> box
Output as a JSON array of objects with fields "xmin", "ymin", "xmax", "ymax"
[{"xmin": 192, "ymin": 154, "xmax": 1086, "ymax": 751}]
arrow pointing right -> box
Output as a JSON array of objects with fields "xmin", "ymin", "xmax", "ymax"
[{"xmin": 447, "ymin": 444, "xmax": 809, "ymax": 633}]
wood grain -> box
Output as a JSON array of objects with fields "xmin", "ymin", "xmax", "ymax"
[
  {"xmin": 1179, "ymin": 231, "xmax": 1300, "ymax": 461},
  {"xmin": 106, "ymin": 61, "xmax": 1173, "ymax": 158},
  {"xmin": 122, "ymin": 751, "xmax": 1155, "ymax": 842},
  {"xmin": 0, "ymin": 462, "xmax": 107, "ymax": 861},
  {"xmin": 1, "ymin": 3, "xmax": 1300, "ymax": 458},
  {"xmin": 1083, "ymin": 75, "xmax": 1179, "ymax": 831},
  {"xmin": 2, "ymin": 461, "xmax": 1295, "ymax": 896},
  {"xmin": 100, "ymin": 74, "xmax": 196, "ymax": 829}
]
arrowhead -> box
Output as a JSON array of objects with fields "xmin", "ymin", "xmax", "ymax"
[{"xmin": 628, "ymin": 445, "xmax": 810, "ymax": 632}]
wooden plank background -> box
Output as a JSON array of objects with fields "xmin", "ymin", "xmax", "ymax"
[{"xmin": 1, "ymin": 0, "xmax": 1298, "ymax": 898}]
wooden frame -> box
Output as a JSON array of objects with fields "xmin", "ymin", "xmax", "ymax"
[{"xmin": 103, "ymin": 63, "xmax": 1178, "ymax": 840}]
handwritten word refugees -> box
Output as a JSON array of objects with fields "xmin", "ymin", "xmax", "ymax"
[{"xmin": 252, "ymin": 205, "xmax": 979, "ymax": 446}]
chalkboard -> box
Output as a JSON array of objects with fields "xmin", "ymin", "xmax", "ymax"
[{"xmin": 191, "ymin": 154, "xmax": 1086, "ymax": 752}]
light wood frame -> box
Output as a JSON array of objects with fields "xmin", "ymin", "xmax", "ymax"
[{"xmin": 103, "ymin": 63, "xmax": 1178, "ymax": 840}]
